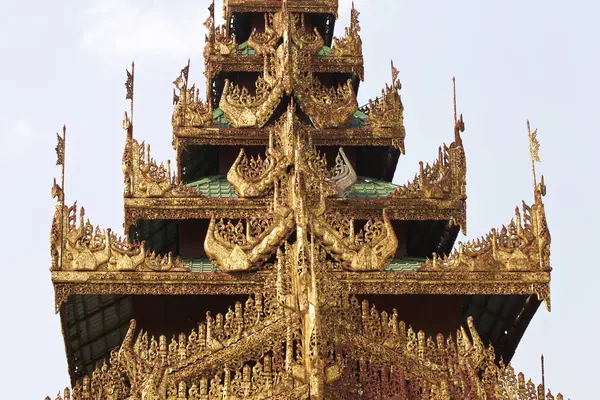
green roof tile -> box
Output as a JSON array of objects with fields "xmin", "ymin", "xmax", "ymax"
[
  {"xmin": 182, "ymin": 257, "xmax": 423, "ymax": 273},
  {"xmin": 182, "ymin": 258, "xmax": 218, "ymax": 272},
  {"xmin": 186, "ymin": 175, "xmax": 401, "ymax": 199},
  {"xmin": 212, "ymin": 107, "xmax": 230, "ymax": 128},
  {"xmin": 238, "ymin": 41, "xmax": 257, "ymax": 56},
  {"xmin": 385, "ymin": 257, "xmax": 424, "ymax": 272},
  {"xmin": 186, "ymin": 175, "xmax": 238, "ymax": 198},
  {"xmin": 346, "ymin": 177, "xmax": 400, "ymax": 198},
  {"xmin": 349, "ymin": 110, "xmax": 368, "ymax": 128},
  {"xmin": 316, "ymin": 46, "xmax": 331, "ymax": 57}
]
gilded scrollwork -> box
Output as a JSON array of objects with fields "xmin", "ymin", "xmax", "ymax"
[
  {"xmin": 312, "ymin": 209, "xmax": 398, "ymax": 271},
  {"xmin": 366, "ymin": 62, "xmax": 405, "ymax": 143},
  {"xmin": 48, "ymin": 0, "xmax": 561, "ymax": 396},
  {"xmin": 200, "ymin": 2, "xmax": 365, "ymax": 131},
  {"xmin": 172, "ymin": 65, "xmax": 213, "ymax": 128},
  {"xmin": 50, "ymin": 199, "xmax": 187, "ymax": 273},
  {"xmin": 204, "ymin": 212, "xmax": 295, "ymax": 272},
  {"xmin": 247, "ymin": 13, "xmax": 280, "ymax": 56},
  {"xmin": 227, "ymin": 106, "xmax": 356, "ymax": 199},
  {"xmin": 204, "ymin": 4, "xmax": 238, "ymax": 59},
  {"xmin": 330, "ymin": 3, "xmax": 362, "ymax": 58},
  {"xmin": 47, "ymin": 295, "xmax": 565, "ymax": 400},
  {"xmin": 390, "ymin": 139, "xmax": 467, "ymax": 204},
  {"xmin": 290, "ymin": 13, "xmax": 325, "ymax": 56},
  {"xmin": 123, "ymin": 136, "xmax": 204, "ymax": 198},
  {"xmin": 294, "ymin": 74, "xmax": 358, "ymax": 129},
  {"xmin": 219, "ymin": 75, "xmax": 284, "ymax": 128},
  {"xmin": 226, "ymin": 148, "xmax": 283, "ymax": 198},
  {"xmin": 421, "ymin": 181, "xmax": 551, "ymax": 275}
]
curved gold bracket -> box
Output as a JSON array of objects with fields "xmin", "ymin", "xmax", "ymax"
[
  {"xmin": 204, "ymin": 212, "xmax": 295, "ymax": 272},
  {"xmin": 294, "ymin": 75, "xmax": 358, "ymax": 129},
  {"xmin": 219, "ymin": 78, "xmax": 284, "ymax": 128},
  {"xmin": 312, "ymin": 209, "xmax": 397, "ymax": 271},
  {"xmin": 227, "ymin": 148, "xmax": 281, "ymax": 197},
  {"xmin": 247, "ymin": 13, "xmax": 280, "ymax": 55}
]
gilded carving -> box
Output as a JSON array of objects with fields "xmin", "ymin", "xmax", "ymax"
[
  {"xmin": 421, "ymin": 180, "xmax": 551, "ymax": 274},
  {"xmin": 204, "ymin": 3, "xmax": 238, "ymax": 58},
  {"xmin": 313, "ymin": 210, "xmax": 398, "ymax": 271},
  {"xmin": 390, "ymin": 139, "xmax": 467, "ymax": 203},
  {"xmin": 294, "ymin": 74, "xmax": 358, "ymax": 129},
  {"xmin": 50, "ymin": 198, "xmax": 187, "ymax": 273},
  {"xmin": 47, "ymin": 295, "xmax": 565, "ymax": 399},
  {"xmin": 227, "ymin": 107, "xmax": 356, "ymax": 199},
  {"xmin": 247, "ymin": 13, "xmax": 280, "ymax": 56},
  {"xmin": 290, "ymin": 13, "xmax": 325, "ymax": 56},
  {"xmin": 367, "ymin": 62, "xmax": 405, "ymax": 143},
  {"xmin": 219, "ymin": 75, "xmax": 284, "ymax": 128},
  {"xmin": 48, "ymin": 0, "xmax": 560, "ymax": 396},
  {"xmin": 330, "ymin": 3, "xmax": 362, "ymax": 58},
  {"xmin": 204, "ymin": 212, "xmax": 295, "ymax": 272},
  {"xmin": 172, "ymin": 65, "xmax": 213, "ymax": 128},
  {"xmin": 122, "ymin": 136, "xmax": 203, "ymax": 198}
]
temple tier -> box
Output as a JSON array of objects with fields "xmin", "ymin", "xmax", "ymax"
[{"xmin": 47, "ymin": 0, "xmax": 561, "ymax": 398}]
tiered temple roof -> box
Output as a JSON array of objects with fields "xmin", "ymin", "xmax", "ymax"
[{"xmin": 47, "ymin": 0, "xmax": 560, "ymax": 398}]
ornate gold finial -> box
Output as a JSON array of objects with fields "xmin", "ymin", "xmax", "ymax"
[
  {"xmin": 172, "ymin": 59, "xmax": 190, "ymax": 91},
  {"xmin": 391, "ymin": 60, "xmax": 399, "ymax": 84},
  {"xmin": 541, "ymin": 354, "xmax": 546, "ymax": 396},
  {"xmin": 125, "ymin": 61, "xmax": 134, "ymax": 136},
  {"xmin": 122, "ymin": 111, "xmax": 131, "ymax": 136},
  {"xmin": 204, "ymin": 0, "xmax": 215, "ymax": 34},
  {"xmin": 55, "ymin": 125, "xmax": 66, "ymax": 168},
  {"xmin": 453, "ymin": 77, "xmax": 465, "ymax": 144},
  {"xmin": 453, "ymin": 76, "xmax": 457, "ymax": 125},
  {"xmin": 527, "ymin": 119, "xmax": 541, "ymax": 188},
  {"xmin": 53, "ymin": 125, "xmax": 67, "ymax": 271},
  {"xmin": 173, "ymin": 59, "xmax": 191, "ymax": 121}
]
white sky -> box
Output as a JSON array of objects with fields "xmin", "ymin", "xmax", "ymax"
[{"xmin": 0, "ymin": 0, "xmax": 598, "ymax": 398}]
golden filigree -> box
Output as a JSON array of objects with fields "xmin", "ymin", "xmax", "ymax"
[
  {"xmin": 215, "ymin": 26, "xmax": 238, "ymax": 55},
  {"xmin": 363, "ymin": 61, "xmax": 406, "ymax": 152},
  {"xmin": 247, "ymin": 13, "xmax": 280, "ymax": 55},
  {"xmin": 224, "ymin": 0, "xmax": 339, "ymax": 15},
  {"xmin": 290, "ymin": 13, "xmax": 325, "ymax": 55},
  {"xmin": 204, "ymin": 212, "xmax": 295, "ymax": 272},
  {"xmin": 48, "ymin": 1, "xmax": 560, "ymax": 398},
  {"xmin": 325, "ymin": 147, "xmax": 357, "ymax": 195},
  {"xmin": 421, "ymin": 180, "xmax": 551, "ymax": 276},
  {"xmin": 330, "ymin": 3, "xmax": 362, "ymax": 58},
  {"xmin": 172, "ymin": 66, "xmax": 213, "ymax": 128},
  {"xmin": 391, "ymin": 141, "xmax": 467, "ymax": 204},
  {"xmin": 47, "ymin": 296, "xmax": 565, "ymax": 400},
  {"xmin": 50, "ymin": 199, "xmax": 187, "ymax": 273},
  {"xmin": 204, "ymin": 13, "xmax": 238, "ymax": 57},
  {"xmin": 226, "ymin": 148, "xmax": 282, "ymax": 198},
  {"xmin": 122, "ymin": 137, "xmax": 204, "ymax": 198},
  {"xmin": 294, "ymin": 74, "xmax": 358, "ymax": 129},
  {"xmin": 219, "ymin": 75, "xmax": 284, "ymax": 128},
  {"xmin": 227, "ymin": 107, "xmax": 356, "ymax": 198},
  {"xmin": 312, "ymin": 210, "xmax": 398, "ymax": 271}
]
